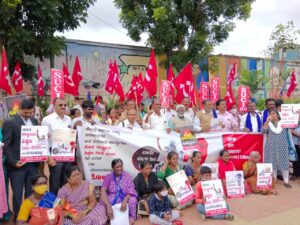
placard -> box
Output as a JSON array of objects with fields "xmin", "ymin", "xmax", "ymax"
[
  {"xmin": 256, "ymin": 163, "xmax": 273, "ymax": 190},
  {"xmin": 201, "ymin": 179, "xmax": 227, "ymax": 216},
  {"xmin": 237, "ymin": 86, "xmax": 250, "ymax": 112},
  {"xmin": 20, "ymin": 126, "xmax": 49, "ymax": 162},
  {"xmin": 202, "ymin": 163, "xmax": 219, "ymax": 180},
  {"xmin": 210, "ymin": 77, "xmax": 220, "ymax": 104},
  {"xmin": 225, "ymin": 171, "xmax": 245, "ymax": 198},
  {"xmin": 166, "ymin": 170, "xmax": 195, "ymax": 205},
  {"xmin": 50, "ymin": 69, "xmax": 64, "ymax": 103},
  {"xmin": 281, "ymin": 104, "xmax": 300, "ymax": 128},
  {"xmin": 51, "ymin": 128, "xmax": 76, "ymax": 161},
  {"xmin": 160, "ymin": 80, "xmax": 171, "ymax": 108}
]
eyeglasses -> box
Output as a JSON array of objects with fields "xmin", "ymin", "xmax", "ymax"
[{"xmin": 58, "ymin": 104, "xmax": 67, "ymax": 107}]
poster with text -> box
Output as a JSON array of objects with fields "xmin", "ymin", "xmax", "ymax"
[
  {"xmin": 180, "ymin": 126, "xmax": 199, "ymax": 161},
  {"xmin": 20, "ymin": 126, "xmax": 49, "ymax": 162},
  {"xmin": 281, "ymin": 104, "xmax": 300, "ymax": 128},
  {"xmin": 201, "ymin": 179, "xmax": 227, "ymax": 216},
  {"xmin": 51, "ymin": 128, "xmax": 76, "ymax": 161},
  {"xmin": 202, "ymin": 163, "xmax": 219, "ymax": 180},
  {"xmin": 166, "ymin": 170, "xmax": 195, "ymax": 205},
  {"xmin": 225, "ymin": 171, "xmax": 245, "ymax": 198},
  {"xmin": 256, "ymin": 163, "xmax": 273, "ymax": 190}
]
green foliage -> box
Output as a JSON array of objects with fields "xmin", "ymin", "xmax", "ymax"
[
  {"xmin": 240, "ymin": 67, "xmax": 270, "ymax": 94},
  {"xmin": 114, "ymin": 0, "xmax": 254, "ymax": 70},
  {"xmin": 256, "ymin": 98, "xmax": 265, "ymax": 111},
  {"xmin": 0, "ymin": 0, "xmax": 96, "ymax": 81}
]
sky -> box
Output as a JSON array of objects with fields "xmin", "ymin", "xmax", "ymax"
[{"xmin": 62, "ymin": 0, "xmax": 300, "ymax": 58}]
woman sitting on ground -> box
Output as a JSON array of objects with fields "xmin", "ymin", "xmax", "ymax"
[
  {"xmin": 57, "ymin": 166, "xmax": 107, "ymax": 225},
  {"xmin": 134, "ymin": 160, "xmax": 158, "ymax": 216},
  {"xmin": 101, "ymin": 158, "xmax": 138, "ymax": 225},
  {"xmin": 17, "ymin": 174, "xmax": 62, "ymax": 225},
  {"xmin": 184, "ymin": 151, "xmax": 202, "ymax": 187}
]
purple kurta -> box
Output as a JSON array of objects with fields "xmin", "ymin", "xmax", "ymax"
[
  {"xmin": 102, "ymin": 172, "xmax": 138, "ymax": 221},
  {"xmin": 58, "ymin": 181, "xmax": 107, "ymax": 225}
]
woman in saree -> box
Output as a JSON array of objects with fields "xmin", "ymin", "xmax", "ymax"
[
  {"xmin": 101, "ymin": 158, "xmax": 138, "ymax": 225},
  {"xmin": 218, "ymin": 150, "xmax": 236, "ymax": 195},
  {"xmin": 184, "ymin": 151, "xmax": 202, "ymax": 187},
  {"xmin": 17, "ymin": 174, "xmax": 62, "ymax": 225},
  {"xmin": 243, "ymin": 151, "xmax": 277, "ymax": 195},
  {"xmin": 58, "ymin": 166, "xmax": 107, "ymax": 225}
]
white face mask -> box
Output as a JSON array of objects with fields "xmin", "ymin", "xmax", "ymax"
[{"xmin": 160, "ymin": 190, "xmax": 168, "ymax": 197}]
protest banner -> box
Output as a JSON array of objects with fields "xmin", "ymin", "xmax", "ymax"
[
  {"xmin": 50, "ymin": 69, "xmax": 64, "ymax": 103},
  {"xmin": 225, "ymin": 171, "xmax": 245, "ymax": 198},
  {"xmin": 4, "ymin": 94, "xmax": 27, "ymax": 116},
  {"xmin": 237, "ymin": 86, "xmax": 250, "ymax": 112},
  {"xmin": 166, "ymin": 170, "xmax": 195, "ymax": 205},
  {"xmin": 281, "ymin": 104, "xmax": 300, "ymax": 128},
  {"xmin": 201, "ymin": 179, "xmax": 227, "ymax": 216},
  {"xmin": 77, "ymin": 125, "xmax": 264, "ymax": 186},
  {"xmin": 20, "ymin": 126, "xmax": 49, "ymax": 162},
  {"xmin": 210, "ymin": 77, "xmax": 220, "ymax": 104},
  {"xmin": 51, "ymin": 128, "xmax": 76, "ymax": 161},
  {"xmin": 160, "ymin": 80, "xmax": 171, "ymax": 108},
  {"xmin": 199, "ymin": 82, "xmax": 210, "ymax": 109},
  {"xmin": 180, "ymin": 127, "xmax": 199, "ymax": 162},
  {"xmin": 202, "ymin": 163, "xmax": 219, "ymax": 180},
  {"xmin": 256, "ymin": 163, "xmax": 273, "ymax": 190}
]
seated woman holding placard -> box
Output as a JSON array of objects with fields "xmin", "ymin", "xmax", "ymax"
[
  {"xmin": 157, "ymin": 151, "xmax": 193, "ymax": 209},
  {"xmin": 101, "ymin": 158, "xmax": 138, "ymax": 225},
  {"xmin": 17, "ymin": 174, "xmax": 62, "ymax": 225},
  {"xmin": 217, "ymin": 150, "xmax": 236, "ymax": 195},
  {"xmin": 184, "ymin": 151, "xmax": 202, "ymax": 187},
  {"xmin": 134, "ymin": 160, "xmax": 158, "ymax": 216},
  {"xmin": 57, "ymin": 166, "xmax": 107, "ymax": 225},
  {"xmin": 243, "ymin": 151, "xmax": 277, "ymax": 195}
]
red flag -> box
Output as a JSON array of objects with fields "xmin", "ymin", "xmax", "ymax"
[
  {"xmin": 237, "ymin": 86, "xmax": 250, "ymax": 112},
  {"xmin": 173, "ymin": 63, "xmax": 195, "ymax": 105},
  {"xmin": 96, "ymin": 94, "xmax": 101, "ymax": 106},
  {"xmin": 72, "ymin": 56, "xmax": 82, "ymax": 96},
  {"xmin": 0, "ymin": 48, "xmax": 12, "ymax": 95},
  {"xmin": 112, "ymin": 60, "xmax": 125, "ymax": 102},
  {"xmin": 210, "ymin": 77, "xmax": 220, "ymax": 103},
  {"xmin": 126, "ymin": 73, "xmax": 144, "ymax": 105},
  {"xmin": 167, "ymin": 64, "xmax": 175, "ymax": 103},
  {"xmin": 144, "ymin": 49, "xmax": 158, "ymax": 98},
  {"xmin": 63, "ymin": 63, "xmax": 77, "ymax": 96},
  {"xmin": 105, "ymin": 60, "xmax": 114, "ymax": 94},
  {"xmin": 224, "ymin": 64, "xmax": 237, "ymax": 111},
  {"xmin": 287, "ymin": 69, "xmax": 297, "ymax": 97},
  {"xmin": 37, "ymin": 64, "xmax": 44, "ymax": 97},
  {"xmin": 12, "ymin": 62, "xmax": 23, "ymax": 93},
  {"xmin": 199, "ymin": 82, "xmax": 210, "ymax": 109}
]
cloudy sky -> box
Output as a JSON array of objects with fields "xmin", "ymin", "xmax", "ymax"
[{"xmin": 62, "ymin": 0, "xmax": 300, "ymax": 58}]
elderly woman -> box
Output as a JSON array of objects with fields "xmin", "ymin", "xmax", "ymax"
[
  {"xmin": 243, "ymin": 151, "xmax": 276, "ymax": 194},
  {"xmin": 184, "ymin": 151, "xmax": 202, "ymax": 186},
  {"xmin": 101, "ymin": 158, "xmax": 137, "ymax": 225},
  {"xmin": 262, "ymin": 110, "xmax": 291, "ymax": 188},
  {"xmin": 58, "ymin": 166, "xmax": 107, "ymax": 225},
  {"xmin": 134, "ymin": 161, "xmax": 158, "ymax": 216},
  {"xmin": 17, "ymin": 175, "xmax": 62, "ymax": 225}
]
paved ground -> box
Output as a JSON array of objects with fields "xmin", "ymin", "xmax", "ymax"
[{"xmin": 2, "ymin": 179, "xmax": 300, "ymax": 225}]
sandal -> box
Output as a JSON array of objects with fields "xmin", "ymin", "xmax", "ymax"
[
  {"xmin": 284, "ymin": 183, "xmax": 292, "ymax": 188},
  {"xmin": 225, "ymin": 213, "xmax": 235, "ymax": 221}
]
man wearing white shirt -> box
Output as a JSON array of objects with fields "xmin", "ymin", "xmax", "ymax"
[
  {"xmin": 118, "ymin": 109, "xmax": 142, "ymax": 131},
  {"xmin": 41, "ymin": 97, "xmax": 72, "ymax": 195},
  {"xmin": 240, "ymin": 102, "xmax": 262, "ymax": 133},
  {"xmin": 144, "ymin": 99, "xmax": 169, "ymax": 132},
  {"xmin": 182, "ymin": 97, "xmax": 195, "ymax": 122}
]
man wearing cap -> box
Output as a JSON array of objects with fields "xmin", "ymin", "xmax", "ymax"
[{"xmin": 170, "ymin": 104, "xmax": 193, "ymax": 132}]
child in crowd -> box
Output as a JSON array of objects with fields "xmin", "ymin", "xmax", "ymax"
[
  {"xmin": 195, "ymin": 166, "xmax": 234, "ymax": 221},
  {"xmin": 148, "ymin": 181, "xmax": 183, "ymax": 225}
]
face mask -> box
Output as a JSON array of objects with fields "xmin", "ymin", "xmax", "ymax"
[
  {"xmin": 33, "ymin": 184, "xmax": 48, "ymax": 195},
  {"xmin": 160, "ymin": 190, "xmax": 168, "ymax": 197},
  {"xmin": 230, "ymin": 109, "xmax": 237, "ymax": 115}
]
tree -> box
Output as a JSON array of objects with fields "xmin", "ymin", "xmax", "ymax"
[
  {"xmin": 264, "ymin": 21, "xmax": 300, "ymax": 98},
  {"xmin": 114, "ymin": 0, "xmax": 254, "ymax": 70},
  {"xmin": 0, "ymin": 0, "xmax": 96, "ymax": 81}
]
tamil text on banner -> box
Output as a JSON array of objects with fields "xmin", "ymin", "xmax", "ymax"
[
  {"xmin": 237, "ymin": 86, "xmax": 250, "ymax": 112},
  {"xmin": 51, "ymin": 128, "xmax": 76, "ymax": 162},
  {"xmin": 225, "ymin": 171, "xmax": 245, "ymax": 198},
  {"xmin": 160, "ymin": 80, "xmax": 171, "ymax": 108},
  {"xmin": 50, "ymin": 69, "xmax": 64, "ymax": 103},
  {"xmin": 210, "ymin": 77, "xmax": 220, "ymax": 104},
  {"xmin": 256, "ymin": 163, "xmax": 273, "ymax": 190},
  {"xmin": 202, "ymin": 163, "xmax": 219, "ymax": 180},
  {"xmin": 77, "ymin": 125, "xmax": 264, "ymax": 186},
  {"xmin": 166, "ymin": 170, "xmax": 195, "ymax": 205},
  {"xmin": 20, "ymin": 126, "xmax": 49, "ymax": 162},
  {"xmin": 201, "ymin": 179, "xmax": 227, "ymax": 216},
  {"xmin": 281, "ymin": 104, "xmax": 300, "ymax": 128},
  {"xmin": 4, "ymin": 94, "xmax": 27, "ymax": 116}
]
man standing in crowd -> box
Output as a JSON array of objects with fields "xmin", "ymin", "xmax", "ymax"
[
  {"xmin": 182, "ymin": 97, "xmax": 195, "ymax": 122},
  {"xmin": 216, "ymin": 99, "xmax": 238, "ymax": 132},
  {"xmin": 73, "ymin": 100, "xmax": 101, "ymax": 129},
  {"xmin": 72, "ymin": 96, "xmax": 85, "ymax": 116},
  {"xmin": 118, "ymin": 108, "xmax": 142, "ymax": 130},
  {"xmin": 2, "ymin": 99, "xmax": 39, "ymax": 218},
  {"xmin": 144, "ymin": 98, "xmax": 169, "ymax": 132},
  {"xmin": 119, "ymin": 99, "xmax": 136, "ymax": 122},
  {"xmin": 240, "ymin": 102, "xmax": 262, "ymax": 133},
  {"xmin": 170, "ymin": 104, "xmax": 193, "ymax": 132},
  {"xmin": 262, "ymin": 98, "xmax": 276, "ymax": 124},
  {"xmin": 195, "ymin": 99, "xmax": 217, "ymax": 132},
  {"xmin": 41, "ymin": 97, "xmax": 72, "ymax": 195}
]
